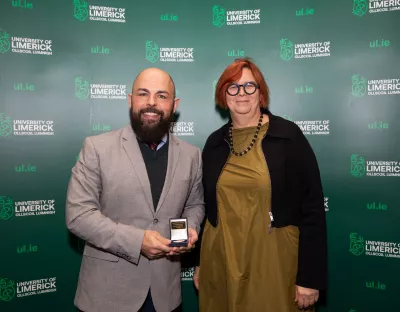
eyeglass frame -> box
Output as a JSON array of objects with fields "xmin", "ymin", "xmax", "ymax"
[{"xmin": 226, "ymin": 81, "xmax": 260, "ymax": 96}]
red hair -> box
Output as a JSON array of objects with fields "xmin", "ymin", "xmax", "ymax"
[{"xmin": 215, "ymin": 58, "xmax": 270, "ymax": 109}]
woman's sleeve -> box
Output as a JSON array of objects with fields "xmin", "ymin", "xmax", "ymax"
[{"xmin": 294, "ymin": 127, "xmax": 328, "ymax": 290}]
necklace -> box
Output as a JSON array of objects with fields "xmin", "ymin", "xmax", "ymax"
[{"xmin": 229, "ymin": 114, "xmax": 263, "ymax": 156}]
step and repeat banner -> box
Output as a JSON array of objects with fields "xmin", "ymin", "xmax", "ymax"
[{"xmin": 0, "ymin": 0, "xmax": 399, "ymax": 311}]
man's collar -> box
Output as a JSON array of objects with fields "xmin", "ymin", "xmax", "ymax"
[
  {"xmin": 160, "ymin": 133, "xmax": 168, "ymax": 144},
  {"xmin": 135, "ymin": 132, "xmax": 168, "ymax": 145}
]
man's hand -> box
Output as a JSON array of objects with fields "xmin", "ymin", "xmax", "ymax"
[
  {"xmin": 193, "ymin": 266, "xmax": 200, "ymax": 290},
  {"xmin": 167, "ymin": 228, "xmax": 198, "ymax": 256},
  {"xmin": 141, "ymin": 230, "xmax": 172, "ymax": 260},
  {"xmin": 295, "ymin": 285, "xmax": 319, "ymax": 309}
]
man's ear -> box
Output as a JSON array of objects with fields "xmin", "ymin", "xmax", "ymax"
[
  {"xmin": 128, "ymin": 93, "xmax": 133, "ymax": 108},
  {"xmin": 173, "ymin": 98, "xmax": 180, "ymax": 113}
]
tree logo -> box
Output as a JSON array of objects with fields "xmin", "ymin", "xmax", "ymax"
[
  {"xmin": 0, "ymin": 196, "xmax": 14, "ymax": 220},
  {"xmin": 145, "ymin": 41, "xmax": 159, "ymax": 63},
  {"xmin": 0, "ymin": 28, "xmax": 10, "ymax": 54},
  {"xmin": 73, "ymin": 0, "xmax": 89, "ymax": 21},
  {"xmin": 280, "ymin": 38, "xmax": 294, "ymax": 61},
  {"xmin": 349, "ymin": 233, "xmax": 365, "ymax": 256},
  {"xmin": 351, "ymin": 74, "xmax": 367, "ymax": 97},
  {"xmin": 0, "ymin": 114, "xmax": 12, "ymax": 137},
  {"xmin": 75, "ymin": 76, "xmax": 90, "ymax": 100},
  {"xmin": 352, "ymin": 0, "xmax": 368, "ymax": 17},
  {"xmin": 0, "ymin": 278, "xmax": 16, "ymax": 301},
  {"xmin": 350, "ymin": 154, "xmax": 366, "ymax": 177},
  {"xmin": 212, "ymin": 5, "xmax": 226, "ymax": 28}
]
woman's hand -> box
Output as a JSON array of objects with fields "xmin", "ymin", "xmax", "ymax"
[
  {"xmin": 193, "ymin": 266, "xmax": 200, "ymax": 290},
  {"xmin": 295, "ymin": 285, "xmax": 319, "ymax": 309}
]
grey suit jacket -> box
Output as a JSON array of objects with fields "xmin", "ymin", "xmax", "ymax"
[{"xmin": 66, "ymin": 125, "xmax": 205, "ymax": 312}]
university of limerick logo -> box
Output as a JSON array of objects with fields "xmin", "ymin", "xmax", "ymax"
[
  {"xmin": 351, "ymin": 74, "xmax": 367, "ymax": 97},
  {"xmin": 280, "ymin": 38, "xmax": 294, "ymax": 61},
  {"xmin": 0, "ymin": 278, "xmax": 16, "ymax": 302},
  {"xmin": 0, "ymin": 114, "xmax": 12, "ymax": 137},
  {"xmin": 0, "ymin": 196, "xmax": 14, "ymax": 220},
  {"xmin": 350, "ymin": 154, "xmax": 366, "ymax": 177},
  {"xmin": 352, "ymin": 0, "xmax": 368, "ymax": 17},
  {"xmin": 73, "ymin": 0, "xmax": 89, "ymax": 21},
  {"xmin": 75, "ymin": 77, "xmax": 89, "ymax": 100},
  {"xmin": 0, "ymin": 28, "xmax": 11, "ymax": 54},
  {"xmin": 349, "ymin": 233, "xmax": 364, "ymax": 256},
  {"xmin": 181, "ymin": 267, "xmax": 194, "ymax": 281},
  {"xmin": 145, "ymin": 41, "xmax": 159, "ymax": 63},
  {"xmin": 212, "ymin": 5, "xmax": 226, "ymax": 28}
]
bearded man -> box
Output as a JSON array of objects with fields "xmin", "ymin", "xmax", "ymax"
[{"xmin": 66, "ymin": 68, "xmax": 205, "ymax": 312}]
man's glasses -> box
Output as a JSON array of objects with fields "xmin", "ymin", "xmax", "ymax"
[{"xmin": 226, "ymin": 82, "xmax": 259, "ymax": 96}]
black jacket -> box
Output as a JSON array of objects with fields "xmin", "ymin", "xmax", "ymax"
[{"xmin": 194, "ymin": 108, "xmax": 327, "ymax": 290}]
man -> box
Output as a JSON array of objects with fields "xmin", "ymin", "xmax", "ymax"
[{"xmin": 66, "ymin": 68, "xmax": 205, "ymax": 312}]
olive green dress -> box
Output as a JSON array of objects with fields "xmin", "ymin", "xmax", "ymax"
[{"xmin": 199, "ymin": 122, "xmax": 311, "ymax": 312}]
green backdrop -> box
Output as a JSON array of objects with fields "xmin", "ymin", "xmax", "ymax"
[{"xmin": 1, "ymin": 0, "xmax": 399, "ymax": 311}]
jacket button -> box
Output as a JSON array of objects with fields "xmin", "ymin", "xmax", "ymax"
[{"xmin": 153, "ymin": 218, "xmax": 159, "ymax": 224}]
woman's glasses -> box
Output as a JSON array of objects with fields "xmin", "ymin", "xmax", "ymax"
[{"xmin": 226, "ymin": 82, "xmax": 259, "ymax": 96}]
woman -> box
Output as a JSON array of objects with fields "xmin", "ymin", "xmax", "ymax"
[{"xmin": 193, "ymin": 58, "xmax": 327, "ymax": 312}]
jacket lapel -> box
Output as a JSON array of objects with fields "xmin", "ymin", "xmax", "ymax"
[
  {"xmin": 121, "ymin": 125, "xmax": 154, "ymax": 215},
  {"xmin": 155, "ymin": 134, "xmax": 180, "ymax": 214}
]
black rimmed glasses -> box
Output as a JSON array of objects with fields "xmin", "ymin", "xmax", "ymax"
[{"xmin": 226, "ymin": 81, "xmax": 259, "ymax": 96}]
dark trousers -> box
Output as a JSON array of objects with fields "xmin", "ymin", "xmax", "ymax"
[
  {"xmin": 139, "ymin": 290, "xmax": 182, "ymax": 312},
  {"xmin": 78, "ymin": 291, "xmax": 182, "ymax": 312}
]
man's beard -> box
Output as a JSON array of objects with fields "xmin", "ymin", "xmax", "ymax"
[{"xmin": 129, "ymin": 106, "xmax": 173, "ymax": 143}]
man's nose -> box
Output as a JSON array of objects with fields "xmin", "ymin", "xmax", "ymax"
[{"xmin": 148, "ymin": 93, "xmax": 157, "ymax": 106}]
